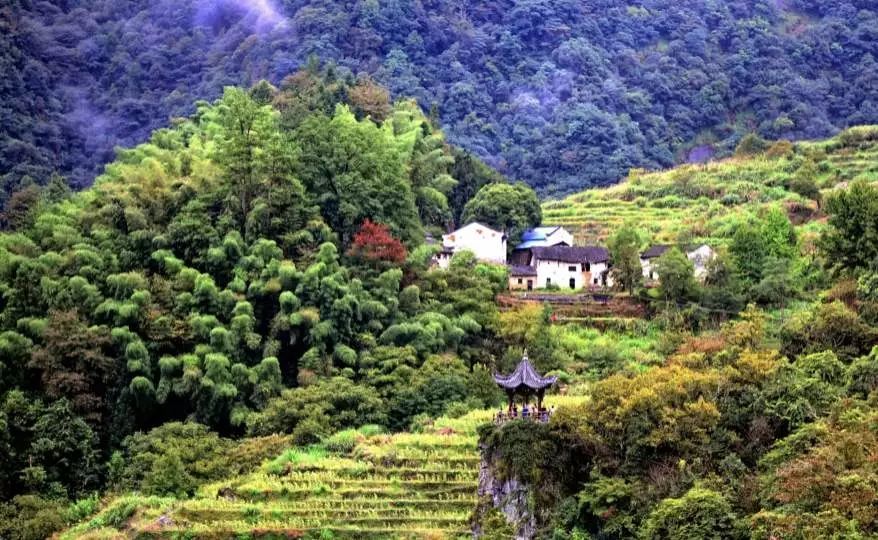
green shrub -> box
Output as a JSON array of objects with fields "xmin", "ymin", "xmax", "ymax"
[
  {"xmin": 847, "ymin": 349, "xmax": 878, "ymax": 398},
  {"xmin": 292, "ymin": 414, "xmax": 331, "ymax": 445},
  {"xmin": 91, "ymin": 499, "xmax": 138, "ymax": 529},
  {"xmin": 264, "ymin": 447, "xmax": 327, "ymax": 476},
  {"xmin": 444, "ymin": 400, "xmax": 477, "ymax": 418},
  {"xmin": 577, "ymin": 475, "xmax": 637, "ymax": 538},
  {"xmin": 143, "ymin": 450, "xmax": 193, "ymax": 497},
  {"xmin": 720, "ymin": 193, "xmax": 742, "ymax": 206},
  {"xmin": 112, "ymin": 422, "xmax": 231, "ymax": 497},
  {"xmin": 0, "ymin": 495, "xmax": 67, "ymax": 540},
  {"xmin": 66, "ymin": 493, "xmax": 100, "ymax": 522},
  {"xmin": 479, "ymin": 421, "xmax": 555, "ymax": 485},
  {"xmin": 247, "ymin": 378, "xmax": 386, "ymax": 437},
  {"xmin": 323, "ymin": 429, "xmax": 360, "ymax": 454},
  {"xmin": 638, "ymin": 487, "xmax": 744, "ymax": 540},
  {"xmin": 476, "ymin": 504, "xmax": 516, "ymax": 540},
  {"xmin": 224, "ymin": 434, "xmax": 294, "ymax": 476},
  {"xmin": 796, "ymin": 351, "xmax": 846, "ymax": 386},
  {"xmin": 357, "ymin": 424, "xmax": 385, "ymax": 437},
  {"xmin": 780, "ymin": 301, "xmax": 875, "ymax": 361}
]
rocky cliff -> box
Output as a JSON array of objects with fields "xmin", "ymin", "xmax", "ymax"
[{"xmin": 474, "ymin": 439, "xmax": 538, "ymax": 539}]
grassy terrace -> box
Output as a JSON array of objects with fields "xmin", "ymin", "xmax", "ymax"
[
  {"xmin": 62, "ymin": 397, "xmax": 586, "ymax": 539},
  {"xmin": 542, "ymin": 126, "xmax": 878, "ymax": 245}
]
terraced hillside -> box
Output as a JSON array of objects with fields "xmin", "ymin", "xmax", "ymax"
[
  {"xmin": 60, "ymin": 398, "xmax": 586, "ymax": 539},
  {"xmin": 543, "ymin": 126, "xmax": 878, "ymax": 245}
]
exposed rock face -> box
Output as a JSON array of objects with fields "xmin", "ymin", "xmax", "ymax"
[{"xmin": 475, "ymin": 441, "xmax": 538, "ymax": 540}]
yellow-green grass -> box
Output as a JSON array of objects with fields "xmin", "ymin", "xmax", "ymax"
[
  {"xmin": 543, "ymin": 126, "xmax": 878, "ymax": 245},
  {"xmin": 62, "ymin": 397, "xmax": 585, "ymax": 539}
]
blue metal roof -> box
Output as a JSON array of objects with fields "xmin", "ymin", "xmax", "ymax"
[
  {"xmin": 520, "ymin": 226, "xmax": 560, "ymax": 241},
  {"xmin": 520, "ymin": 231, "xmax": 546, "ymax": 242},
  {"xmin": 516, "ymin": 239, "xmax": 546, "ymax": 249},
  {"xmin": 517, "ymin": 226, "xmax": 568, "ymax": 249}
]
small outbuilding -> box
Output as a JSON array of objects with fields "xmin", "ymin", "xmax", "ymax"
[
  {"xmin": 640, "ymin": 244, "xmax": 715, "ymax": 282},
  {"xmin": 508, "ymin": 265, "xmax": 537, "ymax": 291}
]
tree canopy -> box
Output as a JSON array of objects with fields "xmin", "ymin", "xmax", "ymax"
[
  {"xmin": 0, "ymin": 76, "xmax": 509, "ymax": 511},
  {"xmin": 3, "ymin": 0, "xmax": 877, "ymax": 197}
]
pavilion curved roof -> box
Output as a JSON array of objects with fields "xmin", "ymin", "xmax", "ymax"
[{"xmin": 493, "ymin": 353, "xmax": 557, "ymax": 391}]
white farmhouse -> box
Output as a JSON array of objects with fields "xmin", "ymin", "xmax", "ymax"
[
  {"xmin": 509, "ymin": 246, "xmax": 613, "ymax": 290},
  {"xmin": 515, "ymin": 226, "xmax": 574, "ymax": 250},
  {"xmin": 435, "ymin": 222, "xmax": 507, "ymax": 269},
  {"xmin": 640, "ymin": 244, "xmax": 715, "ymax": 282}
]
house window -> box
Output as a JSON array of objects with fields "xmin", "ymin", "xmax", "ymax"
[
  {"xmin": 585, "ymin": 263, "xmax": 591, "ymax": 272},
  {"xmin": 517, "ymin": 278, "xmax": 522, "ymax": 284},
  {"xmin": 593, "ymin": 278, "xmax": 598, "ymax": 285},
  {"xmin": 568, "ymin": 265, "xmax": 577, "ymax": 272}
]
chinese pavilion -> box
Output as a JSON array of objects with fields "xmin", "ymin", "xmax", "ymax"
[{"xmin": 493, "ymin": 352, "xmax": 557, "ymax": 411}]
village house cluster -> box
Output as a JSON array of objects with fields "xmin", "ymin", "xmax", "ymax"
[{"xmin": 434, "ymin": 223, "xmax": 715, "ymax": 291}]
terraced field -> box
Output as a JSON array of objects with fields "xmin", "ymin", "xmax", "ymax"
[
  {"xmin": 543, "ymin": 126, "xmax": 878, "ymax": 244},
  {"xmin": 60, "ymin": 398, "xmax": 587, "ymax": 539}
]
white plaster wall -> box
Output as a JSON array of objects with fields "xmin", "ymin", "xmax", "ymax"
[
  {"xmin": 590, "ymin": 261, "xmax": 613, "ymax": 287},
  {"xmin": 641, "ymin": 258, "xmax": 656, "ymax": 280},
  {"xmin": 688, "ymin": 245, "xmax": 715, "ymax": 279},
  {"xmin": 436, "ymin": 252, "xmax": 452, "ymax": 269},
  {"xmin": 548, "ymin": 228, "xmax": 574, "ymax": 247},
  {"xmin": 536, "ymin": 260, "xmax": 582, "ymax": 289},
  {"xmin": 442, "ymin": 223, "xmax": 507, "ymax": 264}
]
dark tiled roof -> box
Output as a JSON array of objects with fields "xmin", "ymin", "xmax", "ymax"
[
  {"xmin": 530, "ymin": 245, "xmax": 610, "ymax": 264},
  {"xmin": 509, "ymin": 265, "xmax": 537, "ymax": 276},
  {"xmin": 641, "ymin": 244, "xmax": 672, "ymax": 259},
  {"xmin": 493, "ymin": 353, "xmax": 557, "ymax": 391}
]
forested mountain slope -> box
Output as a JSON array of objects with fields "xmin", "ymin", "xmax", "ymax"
[
  {"xmin": 0, "ymin": 76, "xmax": 535, "ymax": 537},
  {"xmin": 3, "ymin": 0, "xmax": 878, "ymax": 196}
]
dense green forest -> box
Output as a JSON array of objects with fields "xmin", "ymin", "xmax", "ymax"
[
  {"xmin": 16, "ymin": 120, "xmax": 878, "ymax": 539},
  {"xmin": 0, "ymin": 72, "xmax": 542, "ymax": 537},
  {"xmin": 5, "ymin": 1, "xmax": 878, "ymax": 536},
  {"xmin": 5, "ymin": 63, "xmax": 878, "ymax": 536},
  {"xmin": 2, "ymin": 0, "xmax": 877, "ymax": 197}
]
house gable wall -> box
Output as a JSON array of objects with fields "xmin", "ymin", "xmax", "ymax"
[
  {"xmin": 534, "ymin": 259, "xmax": 613, "ymax": 289},
  {"xmin": 442, "ymin": 223, "xmax": 507, "ymax": 264}
]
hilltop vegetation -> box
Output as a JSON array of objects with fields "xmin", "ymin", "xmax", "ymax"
[
  {"xmin": 544, "ymin": 126, "xmax": 878, "ymax": 245},
  {"xmin": 3, "ymin": 0, "xmax": 878, "ymax": 195}
]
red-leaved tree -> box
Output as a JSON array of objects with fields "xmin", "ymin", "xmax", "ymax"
[{"xmin": 348, "ymin": 220, "xmax": 407, "ymax": 264}]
